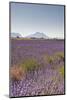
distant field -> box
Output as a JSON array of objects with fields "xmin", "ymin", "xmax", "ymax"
[{"xmin": 10, "ymin": 39, "xmax": 64, "ymax": 97}]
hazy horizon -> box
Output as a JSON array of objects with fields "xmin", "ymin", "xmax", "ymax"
[{"xmin": 11, "ymin": 3, "xmax": 64, "ymax": 39}]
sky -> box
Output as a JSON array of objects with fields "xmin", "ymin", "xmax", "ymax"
[{"xmin": 11, "ymin": 2, "xmax": 64, "ymax": 39}]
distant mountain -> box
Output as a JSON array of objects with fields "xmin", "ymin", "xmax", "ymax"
[
  {"xmin": 11, "ymin": 33, "xmax": 22, "ymax": 38},
  {"xmin": 25, "ymin": 32, "xmax": 49, "ymax": 39}
]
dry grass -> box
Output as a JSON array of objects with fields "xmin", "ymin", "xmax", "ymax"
[{"xmin": 10, "ymin": 65, "xmax": 26, "ymax": 81}]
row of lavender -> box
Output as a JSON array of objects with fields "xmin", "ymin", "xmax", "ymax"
[{"xmin": 11, "ymin": 39, "xmax": 64, "ymax": 66}]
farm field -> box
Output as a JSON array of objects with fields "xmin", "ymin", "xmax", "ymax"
[{"xmin": 10, "ymin": 39, "xmax": 64, "ymax": 97}]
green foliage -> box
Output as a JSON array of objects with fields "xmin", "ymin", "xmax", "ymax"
[
  {"xmin": 43, "ymin": 51, "xmax": 64, "ymax": 65},
  {"xmin": 20, "ymin": 58, "xmax": 39, "ymax": 72},
  {"xmin": 59, "ymin": 66, "xmax": 64, "ymax": 77},
  {"xmin": 44, "ymin": 54, "xmax": 55, "ymax": 64},
  {"xmin": 47, "ymin": 56, "xmax": 54, "ymax": 64},
  {"xmin": 54, "ymin": 52, "xmax": 64, "ymax": 61}
]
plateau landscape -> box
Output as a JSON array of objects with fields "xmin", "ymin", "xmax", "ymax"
[{"xmin": 10, "ymin": 2, "xmax": 65, "ymax": 97}]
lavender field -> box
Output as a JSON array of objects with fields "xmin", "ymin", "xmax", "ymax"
[{"xmin": 10, "ymin": 39, "xmax": 64, "ymax": 97}]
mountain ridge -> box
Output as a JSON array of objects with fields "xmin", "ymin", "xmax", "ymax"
[
  {"xmin": 11, "ymin": 33, "xmax": 22, "ymax": 38},
  {"xmin": 25, "ymin": 32, "xmax": 48, "ymax": 39}
]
